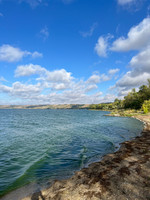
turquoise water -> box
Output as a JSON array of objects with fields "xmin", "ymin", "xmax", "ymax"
[{"xmin": 0, "ymin": 109, "xmax": 143, "ymax": 197}]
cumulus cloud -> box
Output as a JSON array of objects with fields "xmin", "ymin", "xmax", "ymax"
[
  {"xmin": 111, "ymin": 17, "xmax": 150, "ymax": 52},
  {"xmin": 0, "ymin": 45, "xmax": 42, "ymax": 62},
  {"xmin": 12, "ymin": 82, "xmax": 41, "ymax": 97},
  {"xmin": 51, "ymin": 83, "xmax": 69, "ymax": 91},
  {"xmin": 0, "ymin": 82, "xmax": 42, "ymax": 99},
  {"xmin": 108, "ymin": 68, "xmax": 120, "ymax": 75},
  {"xmin": 129, "ymin": 46, "xmax": 150, "ymax": 75},
  {"xmin": 114, "ymin": 46, "xmax": 150, "ymax": 98},
  {"xmin": 80, "ymin": 23, "xmax": 98, "ymax": 38},
  {"xmin": 100, "ymin": 74, "xmax": 110, "ymax": 82},
  {"xmin": 0, "ymin": 45, "xmax": 26, "ymax": 62},
  {"xmin": 0, "ymin": 80, "xmax": 103, "ymax": 104},
  {"xmin": 15, "ymin": 64, "xmax": 73, "ymax": 84},
  {"xmin": 15, "ymin": 64, "xmax": 46, "ymax": 77},
  {"xmin": 87, "ymin": 73, "xmax": 110, "ymax": 84},
  {"xmin": 0, "ymin": 85, "xmax": 11, "ymax": 93},
  {"xmin": 95, "ymin": 36, "xmax": 108, "ymax": 57},
  {"xmin": 85, "ymin": 84, "xmax": 98, "ymax": 92},
  {"xmin": 0, "ymin": 63, "xmax": 117, "ymax": 104},
  {"xmin": 108, "ymin": 17, "xmax": 150, "ymax": 98},
  {"xmin": 87, "ymin": 70, "xmax": 119, "ymax": 85},
  {"xmin": 87, "ymin": 74, "xmax": 101, "ymax": 84},
  {"xmin": 45, "ymin": 69, "xmax": 73, "ymax": 83},
  {"xmin": 116, "ymin": 72, "xmax": 150, "ymax": 89},
  {"xmin": 95, "ymin": 34, "xmax": 113, "ymax": 57}
]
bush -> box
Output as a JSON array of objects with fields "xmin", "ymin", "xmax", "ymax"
[{"xmin": 142, "ymin": 100, "xmax": 150, "ymax": 114}]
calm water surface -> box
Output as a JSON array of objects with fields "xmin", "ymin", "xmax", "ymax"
[{"xmin": 0, "ymin": 109, "xmax": 143, "ymax": 197}]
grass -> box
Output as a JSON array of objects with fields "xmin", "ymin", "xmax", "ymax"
[{"xmin": 108, "ymin": 109, "xmax": 144, "ymax": 117}]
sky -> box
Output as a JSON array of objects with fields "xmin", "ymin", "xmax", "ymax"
[{"xmin": 0, "ymin": 0, "xmax": 150, "ymax": 105}]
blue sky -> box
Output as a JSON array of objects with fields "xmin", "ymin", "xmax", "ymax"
[{"xmin": 0, "ymin": 0, "xmax": 150, "ymax": 105}]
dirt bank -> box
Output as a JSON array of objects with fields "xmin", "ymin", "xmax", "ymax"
[{"xmin": 21, "ymin": 115, "xmax": 150, "ymax": 200}]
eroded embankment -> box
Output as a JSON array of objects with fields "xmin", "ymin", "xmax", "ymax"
[{"xmin": 21, "ymin": 115, "xmax": 150, "ymax": 200}]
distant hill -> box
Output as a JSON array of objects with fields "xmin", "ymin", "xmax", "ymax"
[{"xmin": 0, "ymin": 104, "xmax": 90, "ymax": 109}]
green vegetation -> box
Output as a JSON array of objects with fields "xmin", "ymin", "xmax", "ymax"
[
  {"xmin": 142, "ymin": 100, "xmax": 150, "ymax": 114},
  {"xmin": 90, "ymin": 79, "xmax": 150, "ymax": 114},
  {"xmin": 90, "ymin": 99, "xmax": 124, "ymax": 110}
]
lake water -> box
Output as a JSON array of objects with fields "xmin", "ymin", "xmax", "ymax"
[{"xmin": 0, "ymin": 109, "xmax": 143, "ymax": 198}]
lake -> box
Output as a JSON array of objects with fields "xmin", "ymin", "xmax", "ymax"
[{"xmin": 0, "ymin": 109, "xmax": 143, "ymax": 198}]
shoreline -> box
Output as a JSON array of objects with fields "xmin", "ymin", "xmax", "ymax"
[
  {"xmin": 1, "ymin": 114, "xmax": 150, "ymax": 200},
  {"xmin": 24, "ymin": 114, "xmax": 150, "ymax": 200}
]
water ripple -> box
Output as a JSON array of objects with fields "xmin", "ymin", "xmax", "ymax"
[{"xmin": 0, "ymin": 109, "xmax": 143, "ymax": 197}]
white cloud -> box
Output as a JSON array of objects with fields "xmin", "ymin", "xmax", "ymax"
[
  {"xmin": 111, "ymin": 17, "xmax": 150, "ymax": 52},
  {"xmin": 0, "ymin": 45, "xmax": 25, "ymax": 62},
  {"xmin": 108, "ymin": 68, "xmax": 120, "ymax": 75},
  {"xmin": 0, "ymin": 85, "xmax": 11, "ymax": 93},
  {"xmin": 100, "ymin": 93, "xmax": 117, "ymax": 103},
  {"xmin": 15, "ymin": 64, "xmax": 73, "ymax": 84},
  {"xmin": 114, "ymin": 46, "xmax": 150, "ymax": 97},
  {"xmin": 0, "ymin": 80, "xmax": 104, "ymax": 104},
  {"xmin": 0, "ymin": 76, "xmax": 7, "ymax": 82},
  {"xmin": 80, "ymin": 23, "xmax": 97, "ymax": 38},
  {"xmin": 116, "ymin": 72, "xmax": 150, "ymax": 89},
  {"xmin": 0, "ymin": 82, "xmax": 42, "ymax": 99},
  {"xmin": 100, "ymin": 74, "xmax": 110, "ymax": 82},
  {"xmin": 87, "ymin": 74, "xmax": 101, "ymax": 84},
  {"xmin": 0, "ymin": 63, "xmax": 118, "ymax": 104},
  {"xmin": 87, "ymin": 73, "xmax": 109, "ymax": 83},
  {"xmin": 95, "ymin": 36, "xmax": 108, "ymax": 57},
  {"xmin": 119, "ymin": 46, "xmax": 150, "ymax": 86},
  {"xmin": 39, "ymin": 26, "xmax": 49, "ymax": 41},
  {"xmin": 95, "ymin": 34, "xmax": 113, "ymax": 57},
  {"xmin": 110, "ymin": 17, "xmax": 150, "ymax": 98},
  {"xmin": 12, "ymin": 82, "xmax": 41, "ymax": 96},
  {"xmin": 0, "ymin": 45, "xmax": 42, "ymax": 62},
  {"xmin": 15, "ymin": 64, "xmax": 46, "ymax": 77},
  {"xmin": 46, "ymin": 69, "xmax": 73, "ymax": 83},
  {"xmin": 85, "ymin": 84, "xmax": 98, "ymax": 92},
  {"xmin": 51, "ymin": 83, "xmax": 69, "ymax": 90},
  {"xmin": 87, "ymin": 70, "xmax": 118, "ymax": 85},
  {"xmin": 117, "ymin": 0, "xmax": 136, "ymax": 5},
  {"xmin": 129, "ymin": 46, "xmax": 150, "ymax": 75},
  {"xmin": 31, "ymin": 51, "xmax": 43, "ymax": 58}
]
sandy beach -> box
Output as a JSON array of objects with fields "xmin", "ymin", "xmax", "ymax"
[{"xmin": 20, "ymin": 115, "xmax": 150, "ymax": 200}]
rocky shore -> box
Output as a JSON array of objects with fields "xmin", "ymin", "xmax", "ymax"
[{"xmin": 21, "ymin": 115, "xmax": 150, "ymax": 200}]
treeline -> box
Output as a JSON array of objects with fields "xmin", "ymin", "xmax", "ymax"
[{"xmin": 90, "ymin": 80, "xmax": 150, "ymax": 114}]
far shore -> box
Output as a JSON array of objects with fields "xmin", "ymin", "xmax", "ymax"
[{"xmin": 1, "ymin": 113, "xmax": 150, "ymax": 200}]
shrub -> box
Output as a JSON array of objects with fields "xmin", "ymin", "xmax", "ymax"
[{"xmin": 142, "ymin": 100, "xmax": 150, "ymax": 114}]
